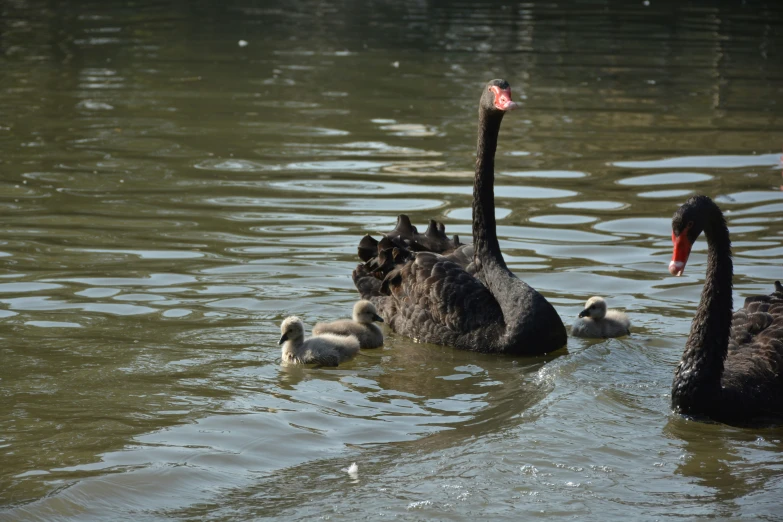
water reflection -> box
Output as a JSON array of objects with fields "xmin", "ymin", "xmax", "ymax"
[{"xmin": 665, "ymin": 418, "xmax": 783, "ymax": 517}]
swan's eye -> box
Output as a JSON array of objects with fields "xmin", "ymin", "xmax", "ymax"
[{"xmin": 687, "ymin": 220, "xmax": 694, "ymax": 229}]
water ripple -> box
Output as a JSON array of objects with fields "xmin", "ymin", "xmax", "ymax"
[
  {"xmin": 618, "ymin": 173, "xmax": 712, "ymax": 186},
  {"xmin": 613, "ymin": 153, "xmax": 780, "ymax": 169},
  {"xmin": 269, "ymin": 179, "xmax": 577, "ymax": 198}
]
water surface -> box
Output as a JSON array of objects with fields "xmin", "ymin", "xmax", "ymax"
[{"xmin": 2, "ymin": 0, "xmax": 783, "ymax": 520}]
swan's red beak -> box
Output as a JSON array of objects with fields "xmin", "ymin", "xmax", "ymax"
[
  {"xmin": 490, "ymin": 85, "xmax": 518, "ymax": 111},
  {"xmin": 669, "ymin": 231, "xmax": 692, "ymax": 276}
]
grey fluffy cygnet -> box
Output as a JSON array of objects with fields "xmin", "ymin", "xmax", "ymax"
[
  {"xmin": 312, "ymin": 300, "xmax": 385, "ymax": 349},
  {"xmin": 278, "ymin": 316, "xmax": 360, "ymax": 366},
  {"xmin": 571, "ymin": 296, "xmax": 630, "ymax": 339}
]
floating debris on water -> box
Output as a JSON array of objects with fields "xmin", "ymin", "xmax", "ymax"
[{"xmin": 342, "ymin": 462, "xmax": 358, "ymax": 479}]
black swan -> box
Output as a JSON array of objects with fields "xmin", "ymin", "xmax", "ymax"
[
  {"xmin": 669, "ymin": 195, "xmax": 783, "ymax": 422},
  {"xmin": 352, "ymin": 79, "xmax": 567, "ymax": 355},
  {"xmin": 571, "ymin": 296, "xmax": 631, "ymax": 338},
  {"xmin": 279, "ymin": 316, "xmax": 360, "ymax": 366},
  {"xmin": 313, "ymin": 300, "xmax": 385, "ymax": 349}
]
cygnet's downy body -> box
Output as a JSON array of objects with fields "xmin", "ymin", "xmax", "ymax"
[
  {"xmin": 571, "ymin": 296, "xmax": 630, "ymax": 339},
  {"xmin": 279, "ymin": 316, "xmax": 360, "ymax": 366},
  {"xmin": 312, "ymin": 300, "xmax": 385, "ymax": 349}
]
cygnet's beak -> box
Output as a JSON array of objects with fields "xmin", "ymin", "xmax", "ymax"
[
  {"xmin": 578, "ymin": 308, "xmax": 590, "ymax": 318},
  {"xmin": 279, "ymin": 333, "xmax": 288, "ymax": 344},
  {"xmin": 372, "ymin": 313, "xmax": 384, "ymax": 323}
]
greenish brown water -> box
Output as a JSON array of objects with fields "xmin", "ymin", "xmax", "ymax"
[{"xmin": 2, "ymin": 0, "xmax": 783, "ymax": 520}]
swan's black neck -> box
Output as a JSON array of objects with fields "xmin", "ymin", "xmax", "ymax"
[
  {"xmin": 472, "ymin": 104, "xmax": 537, "ymax": 342},
  {"xmin": 671, "ymin": 206, "xmax": 733, "ymax": 415},
  {"xmin": 472, "ymin": 107, "xmax": 506, "ymax": 271}
]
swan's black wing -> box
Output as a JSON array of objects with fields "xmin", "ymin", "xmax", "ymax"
[
  {"xmin": 729, "ymin": 280, "xmax": 783, "ymax": 351},
  {"xmin": 353, "ymin": 215, "xmax": 504, "ymax": 351},
  {"xmin": 353, "ymin": 252, "xmax": 504, "ymax": 350},
  {"xmin": 723, "ymin": 281, "xmax": 783, "ymax": 414},
  {"xmin": 443, "ymin": 244, "xmax": 476, "ymax": 275}
]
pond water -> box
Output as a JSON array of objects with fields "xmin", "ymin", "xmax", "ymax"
[{"xmin": 2, "ymin": 0, "xmax": 783, "ymax": 520}]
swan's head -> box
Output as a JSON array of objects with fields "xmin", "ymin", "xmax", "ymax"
[
  {"xmin": 279, "ymin": 316, "xmax": 305, "ymax": 344},
  {"xmin": 579, "ymin": 296, "xmax": 607, "ymax": 320},
  {"xmin": 669, "ymin": 195, "xmax": 721, "ymax": 276},
  {"xmin": 353, "ymin": 300, "xmax": 384, "ymax": 324},
  {"xmin": 482, "ymin": 79, "xmax": 518, "ymax": 113}
]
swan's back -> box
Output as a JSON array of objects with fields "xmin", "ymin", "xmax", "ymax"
[
  {"xmin": 729, "ymin": 282, "xmax": 783, "ymax": 351},
  {"xmin": 721, "ymin": 282, "xmax": 783, "ymax": 412},
  {"xmin": 355, "ymin": 217, "xmax": 504, "ymax": 338},
  {"xmin": 353, "ymin": 216, "xmax": 564, "ymax": 353},
  {"xmin": 360, "ymin": 250, "xmax": 507, "ymax": 349}
]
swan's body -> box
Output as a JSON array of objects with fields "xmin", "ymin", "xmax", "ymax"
[
  {"xmin": 669, "ymin": 195, "xmax": 783, "ymax": 423},
  {"xmin": 352, "ymin": 79, "xmax": 566, "ymax": 356},
  {"xmin": 313, "ymin": 300, "xmax": 385, "ymax": 349},
  {"xmin": 279, "ymin": 316, "xmax": 360, "ymax": 366},
  {"xmin": 571, "ymin": 296, "xmax": 630, "ymax": 338}
]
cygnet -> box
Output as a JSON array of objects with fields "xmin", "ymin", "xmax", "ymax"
[
  {"xmin": 279, "ymin": 316, "xmax": 360, "ymax": 366},
  {"xmin": 571, "ymin": 296, "xmax": 630, "ymax": 338},
  {"xmin": 312, "ymin": 300, "xmax": 385, "ymax": 349}
]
